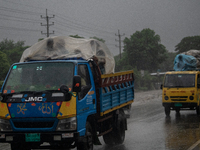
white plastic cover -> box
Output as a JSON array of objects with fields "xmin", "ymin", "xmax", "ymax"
[{"xmin": 20, "ymin": 36, "xmax": 115, "ymax": 74}]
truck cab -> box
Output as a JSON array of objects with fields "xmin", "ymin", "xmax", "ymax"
[
  {"xmin": 0, "ymin": 59, "xmax": 98, "ymax": 149},
  {"xmin": 161, "ymin": 71, "xmax": 200, "ymax": 116}
]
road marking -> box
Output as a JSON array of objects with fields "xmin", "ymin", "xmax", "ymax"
[{"xmin": 187, "ymin": 139, "xmax": 200, "ymax": 150}]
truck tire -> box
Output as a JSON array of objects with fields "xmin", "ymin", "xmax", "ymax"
[
  {"xmin": 103, "ymin": 110, "xmax": 126, "ymax": 145},
  {"xmin": 77, "ymin": 122, "xmax": 93, "ymax": 150},
  {"xmin": 113, "ymin": 111, "xmax": 126, "ymax": 144},
  {"xmin": 165, "ymin": 106, "xmax": 170, "ymax": 116},
  {"xmin": 196, "ymin": 106, "xmax": 200, "ymax": 115},
  {"xmin": 103, "ymin": 131, "xmax": 115, "ymax": 145},
  {"xmin": 175, "ymin": 108, "xmax": 180, "ymax": 113},
  {"xmin": 11, "ymin": 143, "xmax": 31, "ymax": 150}
]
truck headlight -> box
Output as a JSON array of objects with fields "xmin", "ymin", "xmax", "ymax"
[
  {"xmin": 189, "ymin": 96, "xmax": 194, "ymax": 100},
  {"xmin": 56, "ymin": 117, "xmax": 77, "ymax": 131},
  {"xmin": 0, "ymin": 119, "xmax": 12, "ymax": 131},
  {"xmin": 165, "ymin": 96, "xmax": 169, "ymax": 100}
]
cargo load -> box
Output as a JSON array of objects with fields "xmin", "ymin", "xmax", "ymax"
[
  {"xmin": 173, "ymin": 54, "xmax": 197, "ymax": 71},
  {"xmin": 173, "ymin": 50, "xmax": 200, "ymax": 71},
  {"xmin": 20, "ymin": 36, "xmax": 115, "ymax": 74}
]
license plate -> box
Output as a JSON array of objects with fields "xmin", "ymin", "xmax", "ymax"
[
  {"xmin": 25, "ymin": 133, "xmax": 40, "ymax": 142},
  {"xmin": 175, "ymin": 103, "xmax": 182, "ymax": 107},
  {"xmin": 62, "ymin": 133, "xmax": 74, "ymax": 138}
]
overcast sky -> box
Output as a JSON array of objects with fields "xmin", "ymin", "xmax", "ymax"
[{"xmin": 0, "ymin": 0, "xmax": 200, "ymax": 56}]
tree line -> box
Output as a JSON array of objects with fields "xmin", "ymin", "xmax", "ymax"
[
  {"xmin": 114, "ymin": 28, "xmax": 200, "ymax": 90},
  {"xmin": 0, "ymin": 30, "xmax": 200, "ymax": 90},
  {"xmin": 0, "ymin": 39, "xmax": 29, "ymax": 82}
]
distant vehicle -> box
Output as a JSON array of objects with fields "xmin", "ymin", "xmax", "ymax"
[
  {"xmin": 161, "ymin": 70, "xmax": 200, "ymax": 116},
  {"xmin": 0, "ymin": 36, "xmax": 134, "ymax": 150}
]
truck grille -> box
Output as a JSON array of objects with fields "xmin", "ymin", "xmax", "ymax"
[
  {"xmin": 170, "ymin": 96, "xmax": 188, "ymax": 101},
  {"xmin": 13, "ymin": 121, "xmax": 55, "ymax": 128}
]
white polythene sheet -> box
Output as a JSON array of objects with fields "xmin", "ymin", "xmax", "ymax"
[{"xmin": 20, "ymin": 36, "xmax": 115, "ymax": 74}]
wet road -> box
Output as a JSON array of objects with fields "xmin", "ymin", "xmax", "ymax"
[
  {"xmin": 2, "ymin": 95, "xmax": 200, "ymax": 150},
  {"xmin": 93, "ymin": 97, "xmax": 200, "ymax": 150}
]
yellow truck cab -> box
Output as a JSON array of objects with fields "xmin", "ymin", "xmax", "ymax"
[{"xmin": 161, "ymin": 70, "xmax": 200, "ymax": 116}]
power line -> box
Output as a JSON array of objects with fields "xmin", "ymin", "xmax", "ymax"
[
  {"xmin": 41, "ymin": 9, "xmax": 54, "ymax": 37},
  {"xmin": 0, "ymin": 16, "xmax": 40, "ymax": 24},
  {"xmin": 0, "ymin": 6, "xmax": 41, "ymax": 16},
  {"xmin": 1, "ymin": 1, "xmax": 115, "ymax": 39},
  {"xmin": 0, "ymin": 25, "xmax": 40, "ymax": 32},
  {"xmin": 0, "ymin": 13, "xmax": 41, "ymax": 23},
  {"xmin": 115, "ymin": 29, "xmax": 125, "ymax": 59},
  {"xmin": 1, "ymin": 1, "xmax": 118, "ymax": 48},
  {"xmin": 55, "ymin": 15, "xmax": 115, "ymax": 35}
]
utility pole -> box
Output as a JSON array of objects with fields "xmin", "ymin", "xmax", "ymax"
[
  {"xmin": 41, "ymin": 9, "xmax": 55, "ymax": 37},
  {"xmin": 115, "ymin": 29, "xmax": 125, "ymax": 59}
]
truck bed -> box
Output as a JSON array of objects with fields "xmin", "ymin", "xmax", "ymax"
[{"xmin": 99, "ymin": 70, "xmax": 134, "ymax": 116}]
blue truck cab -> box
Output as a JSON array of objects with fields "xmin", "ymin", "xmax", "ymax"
[{"xmin": 0, "ymin": 38, "xmax": 134, "ymax": 150}]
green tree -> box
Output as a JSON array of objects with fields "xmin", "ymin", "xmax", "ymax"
[
  {"xmin": 123, "ymin": 28, "xmax": 167, "ymax": 72},
  {"xmin": 69, "ymin": 35, "xmax": 84, "ymax": 38},
  {"xmin": 159, "ymin": 52, "xmax": 176, "ymax": 71},
  {"xmin": 175, "ymin": 36, "xmax": 200, "ymax": 53},
  {"xmin": 0, "ymin": 51, "xmax": 10, "ymax": 81},
  {"xmin": 115, "ymin": 52, "xmax": 131, "ymax": 72},
  {"xmin": 0, "ymin": 39, "xmax": 28, "ymax": 65},
  {"xmin": 0, "ymin": 39, "xmax": 15, "ymax": 53},
  {"xmin": 38, "ymin": 38, "xmax": 44, "ymax": 42},
  {"xmin": 90, "ymin": 36, "xmax": 105, "ymax": 43}
]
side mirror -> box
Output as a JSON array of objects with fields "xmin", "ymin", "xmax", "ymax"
[
  {"xmin": 160, "ymin": 84, "xmax": 163, "ymax": 89},
  {"xmin": 72, "ymin": 75, "xmax": 81, "ymax": 92}
]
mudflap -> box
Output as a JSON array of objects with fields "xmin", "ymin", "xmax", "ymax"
[{"xmin": 93, "ymin": 131, "xmax": 101, "ymax": 145}]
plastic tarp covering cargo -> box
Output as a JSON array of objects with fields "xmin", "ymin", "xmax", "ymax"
[
  {"xmin": 173, "ymin": 54, "xmax": 197, "ymax": 71},
  {"xmin": 182, "ymin": 49, "xmax": 200, "ymax": 68},
  {"xmin": 20, "ymin": 36, "xmax": 115, "ymax": 74}
]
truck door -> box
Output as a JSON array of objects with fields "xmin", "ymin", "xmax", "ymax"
[{"xmin": 76, "ymin": 63, "xmax": 97, "ymax": 135}]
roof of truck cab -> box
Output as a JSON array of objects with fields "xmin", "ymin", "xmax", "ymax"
[{"xmin": 13, "ymin": 59, "xmax": 89, "ymax": 65}]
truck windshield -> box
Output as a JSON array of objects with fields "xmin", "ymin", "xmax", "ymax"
[
  {"xmin": 164, "ymin": 74, "xmax": 195, "ymax": 88},
  {"xmin": 3, "ymin": 62, "xmax": 74, "ymax": 93}
]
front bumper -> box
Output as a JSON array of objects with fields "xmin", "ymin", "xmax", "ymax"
[
  {"xmin": 163, "ymin": 102, "xmax": 198, "ymax": 109},
  {"xmin": 0, "ymin": 131, "xmax": 81, "ymax": 148}
]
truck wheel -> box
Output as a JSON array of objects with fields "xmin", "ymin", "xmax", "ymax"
[
  {"xmin": 196, "ymin": 106, "xmax": 200, "ymax": 115},
  {"xmin": 113, "ymin": 116, "xmax": 125, "ymax": 144},
  {"xmin": 165, "ymin": 106, "xmax": 170, "ymax": 116},
  {"xmin": 175, "ymin": 108, "xmax": 180, "ymax": 113},
  {"xmin": 103, "ymin": 131, "xmax": 115, "ymax": 145},
  {"xmin": 11, "ymin": 143, "xmax": 31, "ymax": 150},
  {"xmin": 103, "ymin": 112, "xmax": 126, "ymax": 145},
  {"xmin": 77, "ymin": 122, "xmax": 93, "ymax": 150},
  {"xmin": 111, "ymin": 110, "xmax": 126, "ymax": 145}
]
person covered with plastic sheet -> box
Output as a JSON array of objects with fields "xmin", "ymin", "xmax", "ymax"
[{"xmin": 78, "ymin": 64, "xmax": 92, "ymax": 99}]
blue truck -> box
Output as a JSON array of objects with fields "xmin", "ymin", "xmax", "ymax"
[{"xmin": 0, "ymin": 37, "xmax": 134, "ymax": 150}]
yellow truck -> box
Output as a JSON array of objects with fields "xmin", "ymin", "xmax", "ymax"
[{"xmin": 161, "ymin": 70, "xmax": 200, "ymax": 116}]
